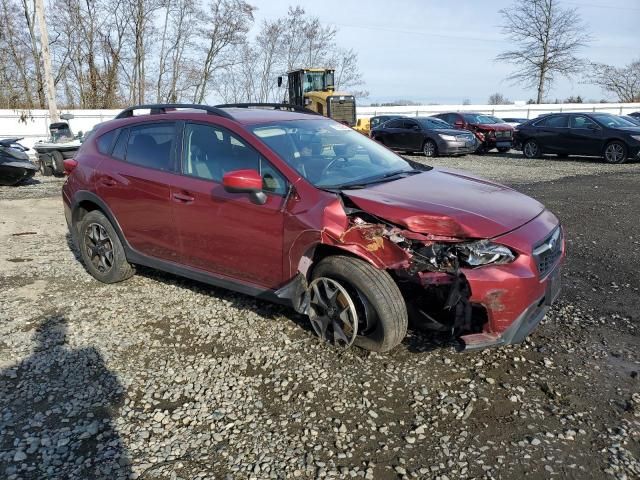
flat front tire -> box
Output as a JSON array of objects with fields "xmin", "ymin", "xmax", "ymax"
[
  {"xmin": 77, "ymin": 210, "xmax": 134, "ymax": 284},
  {"xmin": 311, "ymin": 255, "xmax": 408, "ymax": 352}
]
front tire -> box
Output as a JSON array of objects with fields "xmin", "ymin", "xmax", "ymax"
[
  {"xmin": 523, "ymin": 139, "xmax": 541, "ymax": 158},
  {"xmin": 603, "ymin": 141, "xmax": 627, "ymax": 164},
  {"xmin": 310, "ymin": 256, "xmax": 408, "ymax": 352},
  {"xmin": 77, "ymin": 210, "xmax": 134, "ymax": 284},
  {"xmin": 497, "ymin": 147, "xmax": 510, "ymax": 153},
  {"xmin": 423, "ymin": 140, "xmax": 438, "ymax": 157}
]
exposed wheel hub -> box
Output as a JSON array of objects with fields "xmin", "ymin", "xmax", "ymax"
[
  {"xmin": 84, "ymin": 223, "xmax": 114, "ymax": 273},
  {"xmin": 307, "ymin": 277, "xmax": 358, "ymax": 348}
]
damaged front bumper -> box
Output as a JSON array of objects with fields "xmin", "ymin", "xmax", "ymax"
[
  {"xmin": 458, "ymin": 265, "xmax": 561, "ymax": 351},
  {"xmin": 456, "ymin": 211, "xmax": 564, "ymax": 351}
]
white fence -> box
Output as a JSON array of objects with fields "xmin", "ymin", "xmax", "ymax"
[
  {"xmin": 357, "ymin": 102, "xmax": 640, "ymax": 119},
  {"xmin": 2, "ymin": 103, "xmax": 640, "ymax": 149}
]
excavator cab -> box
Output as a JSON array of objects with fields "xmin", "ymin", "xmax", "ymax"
[{"xmin": 282, "ymin": 68, "xmax": 356, "ymax": 126}]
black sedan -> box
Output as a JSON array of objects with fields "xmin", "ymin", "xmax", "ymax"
[
  {"xmin": 371, "ymin": 117, "xmax": 477, "ymax": 157},
  {"xmin": 515, "ymin": 112, "xmax": 640, "ymax": 164}
]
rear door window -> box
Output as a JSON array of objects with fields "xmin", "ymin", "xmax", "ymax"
[
  {"xmin": 538, "ymin": 115, "xmax": 569, "ymax": 128},
  {"xmin": 570, "ymin": 115, "xmax": 598, "ymax": 129},
  {"xmin": 125, "ymin": 123, "xmax": 177, "ymax": 171},
  {"xmin": 111, "ymin": 129, "xmax": 129, "ymax": 160},
  {"xmin": 385, "ymin": 119, "xmax": 404, "ymax": 128}
]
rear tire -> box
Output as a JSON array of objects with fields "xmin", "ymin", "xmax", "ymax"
[
  {"xmin": 77, "ymin": 210, "xmax": 134, "ymax": 284},
  {"xmin": 603, "ymin": 140, "xmax": 627, "ymax": 164},
  {"xmin": 51, "ymin": 150, "xmax": 65, "ymax": 175},
  {"xmin": 523, "ymin": 139, "xmax": 541, "ymax": 159},
  {"xmin": 311, "ymin": 255, "xmax": 408, "ymax": 352},
  {"xmin": 423, "ymin": 140, "xmax": 438, "ymax": 157},
  {"xmin": 39, "ymin": 154, "xmax": 53, "ymax": 176}
]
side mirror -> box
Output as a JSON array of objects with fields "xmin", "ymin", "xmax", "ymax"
[
  {"xmin": 411, "ymin": 124, "xmax": 421, "ymax": 131},
  {"xmin": 222, "ymin": 169, "xmax": 267, "ymax": 205},
  {"xmin": 277, "ymin": 76, "xmax": 283, "ymax": 88}
]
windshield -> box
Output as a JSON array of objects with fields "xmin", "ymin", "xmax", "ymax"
[
  {"xmin": 591, "ymin": 113, "xmax": 637, "ymax": 128},
  {"xmin": 303, "ymin": 71, "xmax": 328, "ymax": 93},
  {"xmin": 251, "ymin": 119, "xmax": 418, "ymax": 189},
  {"xmin": 417, "ymin": 117, "xmax": 452, "ymax": 129},
  {"xmin": 462, "ymin": 113, "xmax": 498, "ymax": 124}
]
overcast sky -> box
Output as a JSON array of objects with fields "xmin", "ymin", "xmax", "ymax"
[{"xmin": 250, "ymin": 0, "xmax": 639, "ymax": 104}]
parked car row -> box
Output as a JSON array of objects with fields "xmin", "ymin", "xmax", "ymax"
[
  {"xmin": 514, "ymin": 112, "xmax": 640, "ymax": 164},
  {"xmin": 362, "ymin": 111, "xmax": 640, "ymax": 163},
  {"xmin": 368, "ymin": 112, "xmax": 516, "ymax": 157}
]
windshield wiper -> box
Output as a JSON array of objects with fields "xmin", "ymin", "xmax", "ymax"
[
  {"xmin": 329, "ymin": 169, "xmax": 421, "ymax": 190},
  {"xmin": 380, "ymin": 169, "xmax": 421, "ymax": 179}
]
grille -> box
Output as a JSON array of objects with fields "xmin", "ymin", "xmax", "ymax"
[
  {"xmin": 328, "ymin": 97, "xmax": 356, "ymax": 126},
  {"xmin": 533, "ymin": 227, "xmax": 563, "ymax": 278},
  {"xmin": 496, "ymin": 130, "xmax": 512, "ymax": 138}
]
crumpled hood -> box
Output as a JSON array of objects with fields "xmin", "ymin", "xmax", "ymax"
[{"xmin": 343, "ymin": 168, "xmax": 545, "ymax": 239}]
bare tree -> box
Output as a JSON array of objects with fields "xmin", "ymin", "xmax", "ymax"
[
  {"xmin": 0, "ymin": 0, "xmax": 36, "ymax": 107},
  {"xmin": 496, "ymin": 0, "xmax": 590, "ymax": 103},
  {"xmin": 49, "ymin": 0, "xmax": 129, "ymax": 108},
  {"xmin": 155, "ymin": 0, "xmax": 201, "ymax": 102},
  {"xmin": 587, "ymin": 58, "xmax": 640, "ymax": 103},
  {"xmin": 487, "ymin": 92, "xmax": 511, "ymax": 105},
  {"xmin": 192, "ymin": 0, "xmax": 254, "ymax": 103}
]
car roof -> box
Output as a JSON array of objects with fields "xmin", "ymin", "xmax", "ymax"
[{"xmin": 94, "ymin": 107, "xmax": 325, "ymax": 134}]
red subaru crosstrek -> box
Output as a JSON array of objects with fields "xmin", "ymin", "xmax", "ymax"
[{"xmin": 62, "ymin": 104, "xmax": 564, "ymax": 352}]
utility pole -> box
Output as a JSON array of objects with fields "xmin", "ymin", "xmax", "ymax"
[{"xmin": 34, "ymin": 0, "xmax": 58, "ymax": 123}]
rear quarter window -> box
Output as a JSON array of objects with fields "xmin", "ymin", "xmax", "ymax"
[{"xmin": 96, "ymin": 129, "xmax": 117, "ymax": 154}]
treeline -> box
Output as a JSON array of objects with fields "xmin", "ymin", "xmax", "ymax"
[{"xmin": 0, "ymin": 1, "xmax": 365, "ymax": 109}]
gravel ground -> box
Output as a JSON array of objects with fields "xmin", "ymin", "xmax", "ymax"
[{"xmin": 0, "ymin": 152, "xmax": 638, "ymax": 480}]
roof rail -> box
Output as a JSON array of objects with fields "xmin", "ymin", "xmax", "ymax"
[
  {"xmin": 114, "ymin": 103, "xmax": 235, "ymax": 120},
  {"xmin": 215, "ymin": 103, "xmax": 321, "ymax": 115}
]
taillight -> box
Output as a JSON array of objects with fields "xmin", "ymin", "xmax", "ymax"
[{"xmin": 63, "ymin": 159, "xmax": 78, "ymax": 175}]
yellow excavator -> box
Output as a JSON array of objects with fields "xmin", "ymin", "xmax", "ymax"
[{"xmin": 278, "ymin": 68, "xmax": 356, "ymax": 126}]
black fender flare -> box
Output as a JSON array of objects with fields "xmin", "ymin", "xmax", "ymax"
[{"xmin": 70, "ymin": 191, "xmax": 131, "ymax": 250}]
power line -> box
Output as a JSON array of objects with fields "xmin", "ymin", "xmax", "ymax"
[{"xmin": 327, "ymin": 21, "xmax": 637, "ymax": 51}]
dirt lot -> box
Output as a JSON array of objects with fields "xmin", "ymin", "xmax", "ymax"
[{"xmin": 0, "ymin": 153, "xmax": 638, "ymax": 480}]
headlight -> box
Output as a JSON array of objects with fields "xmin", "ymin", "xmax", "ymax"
[
  {"xmin": 456, "ymin": 240, "xmax": 516, "ymax": 266},
  {"xmin": 630, "ymin": 135, "xmax": 640, "ymax": 141},
  {"xmin": 438, "ymin": 134, "xmax": 457, "ymax": 141}
]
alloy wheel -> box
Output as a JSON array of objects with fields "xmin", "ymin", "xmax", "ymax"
[
  {"xmin": 605, "ymin": 143, "xmax": 625, "ymax": 163},
  {"xmin": 84, "ymin": 223, "xmax": 114, "ymax": 273},
  {"xmin": 524, "ymin": 141, "xmax": 538, "ymax": 158},
  {"xmin": 423, "ymin": 141, "xmax": 436, "ymax": 157},
  {"xmin": 307, "ymin": 277, "xmax": 358, "ymax": 347}
]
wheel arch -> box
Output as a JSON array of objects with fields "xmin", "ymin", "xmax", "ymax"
[{"xmin": 71, "ymin": 191, "xmax": 130, "ymax": 249}]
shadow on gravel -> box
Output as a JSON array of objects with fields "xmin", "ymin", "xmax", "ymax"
[
  {"xmin": 135, "ymin": 265, "xmax": 450, "ymax": 354},
  {"xmin": 0, "ymin": 316, "xmax": 131, "ymax": 479}
]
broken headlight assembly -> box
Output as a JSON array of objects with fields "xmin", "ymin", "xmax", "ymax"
[{"xmin": 456, "ymin": 240, "xmax": 516, "ymax": 267}]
